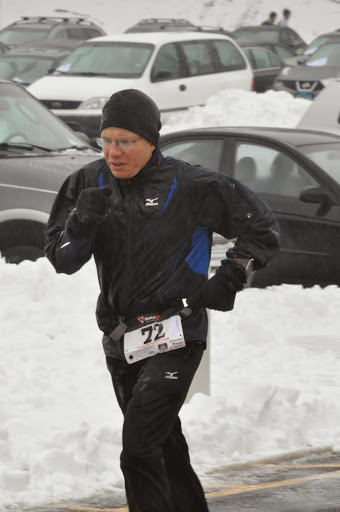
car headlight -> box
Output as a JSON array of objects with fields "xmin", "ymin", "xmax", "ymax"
[
  {"xmin": 79, "ymin": 97, "xmax": 110, "ymax": 109},
  {"xmin": 280, "ymin": 67, "xmax": 291, "ymax": 76}
]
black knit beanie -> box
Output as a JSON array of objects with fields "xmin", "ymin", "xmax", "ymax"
[{"xmin": 100, "ymin": 89, "xmax": 162, "ymax": 146}]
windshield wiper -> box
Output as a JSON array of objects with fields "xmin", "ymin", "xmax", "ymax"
[
  {"xmin": 0, "ymin": 142, "xmax": 54, "ymax": 152},
  {"xmin": 56, "ymin": 144, "xmax": 99, "ymax": 151},
  {"xmin": 71, "ymin": 71, "xmax": 110, "ymax": 77}
]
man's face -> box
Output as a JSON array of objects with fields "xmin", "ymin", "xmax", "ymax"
[{"xmin": 101, "ymin": 127, "xmax": 155, "ymax": 179}]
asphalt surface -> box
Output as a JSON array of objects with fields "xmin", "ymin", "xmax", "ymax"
[{"xmin": 22, "ymin": 450, "xmax": 340, "ymax": 512}]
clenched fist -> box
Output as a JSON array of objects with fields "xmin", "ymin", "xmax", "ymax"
[{"xmin": 76, "ymin": 185, "xmax": 112, "ymax": 224}]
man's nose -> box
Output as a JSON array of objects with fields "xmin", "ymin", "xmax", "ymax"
[{"xmin": 108, "ymin": 141, "xmax": 123, "ymax": 154}]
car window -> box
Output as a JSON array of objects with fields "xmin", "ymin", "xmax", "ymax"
[
  {"xmin": 280, "ymin": 30, "xmax": 291, "ymax": 45},
  {"xmin": 53, "ymin": 27, "xmax": 94, "ymax": 40},
  {"xmin": 234, "ymin": 143, "xmax": 318, "ymax": 197},
  {"xmin": 53, "ymin": 28, "xmax": 69, "ymax": 40},
  {"xmin": 286, "ymin": 29, "xmax": 304, "ymax": 45},
  {"xmin": 180, "ymin": 40, "xmax": 215, "ymax": 76},
  {"xmin": 250, "ymin": 48, "xmax": 280, "ymax": 69},
  {"xmin": 234, "ymin": 29, "xmax": 279, "ymax": 44},
  {"xmin": 0, "ymin": 82, "xmax": 86, "ymax": 149},
  {"xmin": 56, "ymin": 42, "xmax": 154, "ymax": 77},
  {"xmin": 161, "ymin": 139, "xmax": 224, "ymax": 171},
  {"xmin": 300, "ymin": 142, "xmax": 340, "ymax": 185},
  {"xmin": 273, "ymin": 44, "xmax": 295, "ymax": 59},
  {"xmin": 0, "ymin": 27, "xmax": 49, "ymax": 45},
  {"xmin": 82, "ymin": 28, "xmax": 103, "ymax": 39},
  {"xmin": 151, "ymin": 43, "xmax": 182, "ymax": 81},
  {"xmin": 212, "ymin": 40, "xmax": 246, "ymax": 71}
]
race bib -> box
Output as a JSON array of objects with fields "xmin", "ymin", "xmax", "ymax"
[{"xmin": 124, "ymin": 315, "xmax": 185, "ymax": 364}]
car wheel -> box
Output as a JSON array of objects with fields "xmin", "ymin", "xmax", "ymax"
[{"xmin": 0, "ymin": 220, "xmax": 45, "ymax": 264}]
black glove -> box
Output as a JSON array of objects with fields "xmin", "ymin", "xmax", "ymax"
[
  {"xmin": 219, "ymin": 258, "xmax": 248, "ymax": 292},
  {"xmin": 76, "ymin": 185, "xmax": 112, "ymax": 224},
  {"xmin": 186, "ymin": 259, "xmax": 248, "ymax": 312},
  {"xmin": 67, "ymin": 185, "xmax": 112, "ymax": 238}
]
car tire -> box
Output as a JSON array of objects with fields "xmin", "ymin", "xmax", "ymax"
[{"xmin": 0, "ymin": 220, "xmax": 45, "ymax": 264}]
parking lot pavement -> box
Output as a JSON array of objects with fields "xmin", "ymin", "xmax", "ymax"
[{"xmin": 22, "ymin": 451, "xmax": 340, "ymax": 512}]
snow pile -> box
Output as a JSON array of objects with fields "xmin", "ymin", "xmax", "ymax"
[{"xmin": 1, "ymin": 257, "xmax": 339, "ymax": 510}]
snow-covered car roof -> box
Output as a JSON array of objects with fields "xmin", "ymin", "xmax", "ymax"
[{"xmin": 87, "ymin": 30, "xmax": 234, "ymax": 45}]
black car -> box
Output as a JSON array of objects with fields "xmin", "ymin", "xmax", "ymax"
[
  {"xmin": 273, "ymin": 41, "xmax": 340, "ymax": 99},
  {"xmin": 160, "ymin": 127, "xmax": 340, "ymax": 287},
  {"xmin": 0, "ymin": 40, "xmax": 82, "ymax": 87},
  {"xmin": 232, "ymin": 25, "xmax": 307, "ymax": 55},
  {"xmin": 0, "ymin": 79, "xmax": 100, "ymax": 263},
  {"xmin": 0, "ymin": 16, "xmax": 106, "ymax": 48},
  {"xmin": 238, "ymin": 42, "xmax": 284, "ymax": 92}
]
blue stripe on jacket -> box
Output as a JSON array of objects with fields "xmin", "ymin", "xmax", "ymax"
[
  {"xmin": 162, "ymin": 176, "xmax": 177, "ymax": 213},
  {"xmin": 97, "ymin": 172, "xmax": 104, "ymax": 188},
  {"xmin": 185, "ymin": 226, "xmax": 210, "ymax": 276}
]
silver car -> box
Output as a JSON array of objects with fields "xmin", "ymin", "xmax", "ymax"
[
  {"xmin": 0, "ymin": 79, "xmax": 100, "ymax": 263},
  {"xmin": 273, "ymin": 41, "xmax": 340, "ymax": 99}
]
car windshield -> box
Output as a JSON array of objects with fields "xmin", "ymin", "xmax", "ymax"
[
  {"xmin": 55, "ymin": 42, "xmax": 154, "ymax": 77},
  {"xmin": 234, "ymin": 29, "xmax": 279, "ymax": 43},
  {"xmin": 0, "ymin": 82, "xmax": 90, "ymax": 150},
  {"xmin": 0, "ymin": 27, "xmax": 49, "ymax": 46},
  {"xmin": 0, "ymin": 56, "xmax": 55, "ymax": 85},
  {"xmin": 299, "ymin": 142, "xmax": 340, "ymax": 184},
  {"xmin": 303, "ymin": 35, "xmax": 332, "ymax": 56},
  {"xmin": 306, "ymin": 42, "xmax": 340, "ymax": 67}
]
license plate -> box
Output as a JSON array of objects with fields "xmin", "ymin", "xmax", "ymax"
[
  {"xmin": 295, "ymin": 92, "xmax": 313, "ymax": 99},
  {"xmin": 124, "ymin": 315, "xmax": 185, "ymax": 364}
]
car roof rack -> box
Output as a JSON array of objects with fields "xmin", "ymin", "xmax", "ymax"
[
  {"xmin": 18, "ymin": 16, "xmax": 89, "ymax": 24},
  {"xmin": 133, "ymin": 18, "xmax": 196, "ymax": 27}
]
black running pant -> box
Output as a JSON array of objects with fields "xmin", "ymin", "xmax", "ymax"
[{"xmin": 106, "ymin": 342, "xmax": 210, "ymax": 512}]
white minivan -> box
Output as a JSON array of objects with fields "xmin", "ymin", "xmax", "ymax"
[{"xmin": 28, "ymin": 31, "xmax": 254, "ymax": 144}]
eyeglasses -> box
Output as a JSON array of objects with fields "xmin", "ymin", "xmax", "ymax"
[{"xmin": 96, "ymin": 136, "xmax": 142, "ymax": 150}]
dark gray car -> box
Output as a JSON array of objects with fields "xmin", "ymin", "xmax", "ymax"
[
  {"xmin": 0, "ymin": 16, "xmax": 106, "ymax": 48},
  {"xmin": 0, "ymin": 40, "xmax": 82, "ymax": 87},
  {"xmin": 160, "ymin": 126, "xmax": 340, "ymax": 287},
  {"xmin": 273, "ymin": 41, "xmax": 340, "ymax": 99},
  {"xmin": 232, "ymin": 25, "xmax": 307, "ymax": 55},
  {"xmin": 0, "ymin": 79, "xmax": 100, "ymax": 263}
]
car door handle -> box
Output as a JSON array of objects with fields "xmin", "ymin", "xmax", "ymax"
[{"xmin": 179, "ymin": 84, "xmax": 186, "ymax": 91}]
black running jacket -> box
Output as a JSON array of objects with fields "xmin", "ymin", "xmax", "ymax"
[{"xmin": 45, "ymin": 148, "xmax": 280, "ymax": 356}]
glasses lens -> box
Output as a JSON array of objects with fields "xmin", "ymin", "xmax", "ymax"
[
  {"xmin": 96, "ymin": 138, "xmax": 104, "ymax": 147},
  {"xmin": 117, "ymin": 139, "xmax": 132, "ymax": 149}
]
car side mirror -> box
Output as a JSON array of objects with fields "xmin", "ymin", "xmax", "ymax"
[
  {"xmin": 300, "ymin": 186, "xmax": 332, "ymax": 204},
  {"xmin": 299, "ymin": 186, "xmax": 334, "ymax": 216},
  {"xmin": 152, "ymin": 70, "xmax": 173, "ymax": 81}
]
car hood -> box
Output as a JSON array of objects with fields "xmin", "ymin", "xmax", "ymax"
[
  {"xmin": 279, "ymin": 65, "xmax": 340, "ymax": 80},
  {"xmin": 28, "ymin": 75, "xmax": 140, "ymax": 101},
  {"xmin": 0, "ymin": 152, "xmax": 101, "ymax": 191}
]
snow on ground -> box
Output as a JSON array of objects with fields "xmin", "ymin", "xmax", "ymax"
[
  {"xmin": 1, "ymin": 257, "xmax": 340, "ymax": 511},
  {"xmin": 0, "ymin": 0, "xmax": 340, "ymax": 510}
]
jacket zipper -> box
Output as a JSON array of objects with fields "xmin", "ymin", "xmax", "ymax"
[{"xmin": 120, "ymin": 182, "xmax": 135, "ymax": 313}]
